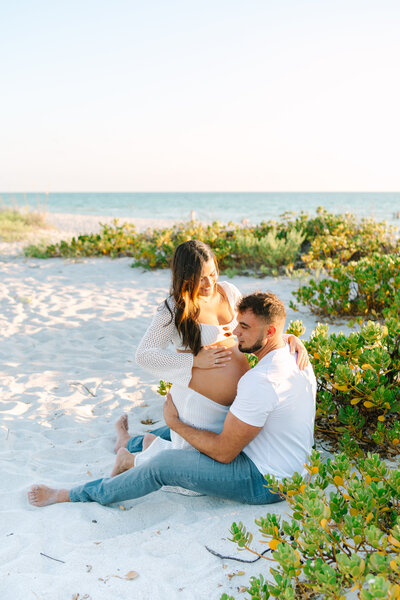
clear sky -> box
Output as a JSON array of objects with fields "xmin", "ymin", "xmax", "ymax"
[{"xmin": 1, "ymin": 0, "xmax": 399, "ymax": 192}]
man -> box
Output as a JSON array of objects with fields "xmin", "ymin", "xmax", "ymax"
[{"xmin": 28, "ymin": 292, "xmax": 316, "ymax": 508}]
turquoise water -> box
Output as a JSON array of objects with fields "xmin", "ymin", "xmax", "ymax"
[{"xmin": 1, "ymin": 192, "xmax": 400, "ymax": 226}]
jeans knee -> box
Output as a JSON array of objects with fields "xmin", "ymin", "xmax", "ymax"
[
  {"xmin": 146, "ymin": 453, "xmax": 167, "ymax": 479},
  {"xmin": 144, "ymin": 451, "xmax": 181, "ymax": 486}
]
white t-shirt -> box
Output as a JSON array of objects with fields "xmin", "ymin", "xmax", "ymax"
[{"xmin": 229, "ymin": 344, "xmax": 316, "ymax": 480}]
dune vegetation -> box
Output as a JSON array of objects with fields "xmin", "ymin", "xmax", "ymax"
[
  {"xmin": 0, "ymin": 207, "xmax": 49, "ymax": 242},
  {"xmin": 24, "ymin": 207, "xmax": 398, "ymax": 274}
]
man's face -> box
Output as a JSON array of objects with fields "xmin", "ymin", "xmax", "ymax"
[{"xmin": 233, "ymin": 309, "xmax": 267, "ymax": 354}]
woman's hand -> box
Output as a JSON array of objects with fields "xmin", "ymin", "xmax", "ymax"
[
  {"xmin": 287, "ymin": 335, "xmax": 309, "ymax": 370},
  {"xmin": 193, "ymin": 345, "xmax": 232, "ymax": 369}
]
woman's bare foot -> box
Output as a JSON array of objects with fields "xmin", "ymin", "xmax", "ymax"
[
  {"xmin": 143, "ymin": 433, "xmax": 157, "ymax": 451},
  {"xmin": 28, "ymin": 485, "xmax": 70, "ymax": 507},
  {"xmin": 111, "ymin": 448, "xmax": 135, "ymax": 477},
  {"xmin": 114, "ymin": 414, "xmax": 130, "ymax": 453}
]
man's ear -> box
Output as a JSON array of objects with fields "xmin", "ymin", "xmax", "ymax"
[{"xmin": 266, "ymin": 323, "xmax": 277, "ymax": 337}]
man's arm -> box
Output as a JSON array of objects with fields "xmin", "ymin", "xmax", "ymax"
[{"xmin": 163, "ymin": 393, "xmax": 261, "ymax": 463}]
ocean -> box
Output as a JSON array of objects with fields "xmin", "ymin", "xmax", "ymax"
[{"xmin": 1, "ymin": 192, "xmax": 400, "ymax": 227}]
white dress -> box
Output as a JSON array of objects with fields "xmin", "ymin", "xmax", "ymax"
[{"xmin": 134, "ymin": 281, "xmax": 242, "ymax": 487}]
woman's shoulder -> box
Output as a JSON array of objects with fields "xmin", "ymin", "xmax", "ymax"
[
  {"xmin": 218, "ymin": 280, "xmax": 242, "ymax": 303},
  {"xmin": 219, "ymin": 280, "xmax": 240, "ymax": 293},
  {"xmin": 154, "ymin": 296, "xmax": 176, "ymax": 322},
  {"xmin": 159, "ymin": 295, "xmax": 175, "ymax": 311}
]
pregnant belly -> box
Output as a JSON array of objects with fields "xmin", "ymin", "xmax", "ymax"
[{"xmin": 189, "ymin": 343, "xmax": 250, "ymax": 405}]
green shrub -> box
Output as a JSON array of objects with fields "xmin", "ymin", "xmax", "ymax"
[
  {"xmin": 131, "ymin": 221, "xmax": 238, "ymax": 269},
  {"xmin": 25, "ymin": 218, "xmax": 305, "ymax": 274},
  {"xmin": 25, "ymin": 221, "xmax": 140, "ymax": 258},
  {"xmin": 223, "ymin": 451, "xmax": 400, "ymax": 600},
  {"xmin": 291, "ymin": 253, "xmax": 400, "ymax": 319},
  {"xmin": 277, "ymin": 207, "xmax": 399, "ymax": 271},
  {"xmin": 232, "ymin": 228, "xmax": 305, "ymax": 274},
  {"xmin": 285, "ymin": 320, "xmax": 306, "ymax": 338},
  {"xmin": 24, "ymin": 208, "xmax": 398, "ymax": 276},
  {"xmin": 128, "ymin": 221, "xmax": 305, "ymax": 275},
  {"xmin": 306, "ymin": 319, "xmax": 400, "ymax": 458}
]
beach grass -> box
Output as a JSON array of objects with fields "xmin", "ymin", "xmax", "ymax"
[{"xmin": 0, "ymin": 207, "xmax": 49, "ymax": 241}]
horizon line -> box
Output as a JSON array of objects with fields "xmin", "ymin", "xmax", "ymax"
[{"xmin": 2, "ymin": 190, "xmax": 400, "ymax": 195}]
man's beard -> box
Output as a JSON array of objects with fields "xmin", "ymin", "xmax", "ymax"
[{"xmin": 238, "ymin": 335, "xmax": 264, "ymax": 354}]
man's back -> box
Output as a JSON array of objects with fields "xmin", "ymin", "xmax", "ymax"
[{"xmin": 230, "ymin": 344, "xmax": 316, "ymax": 480}]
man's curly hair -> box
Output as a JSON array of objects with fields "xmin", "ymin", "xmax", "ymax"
[{"xmin": 237, "ymin": 291, "xmax": 286, "ymax": 323}]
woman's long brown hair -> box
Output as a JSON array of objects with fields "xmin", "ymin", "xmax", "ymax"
[{"xmin": 164, "ymin": 240, "xmax": 218, "ymax": 355}]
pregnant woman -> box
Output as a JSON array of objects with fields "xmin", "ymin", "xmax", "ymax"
[{"xmin": 112, "ymin": 239, "xmax": 307, "ymax": 480}]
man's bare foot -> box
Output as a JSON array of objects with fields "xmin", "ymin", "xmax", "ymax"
[
  {"xmin": 143, "ymin": 433, "xmax": 157, "ymax": 451},
  {"xmin": 28, "ymin": 485, "xmax": 70, "ymax": 507},
  {"xmin": 114, "ymin": 414, "xmax": 130, "ymax": 453},
  {"xmin": 111, "ymin": 448, "xmax": 135, "ymax": 477}
]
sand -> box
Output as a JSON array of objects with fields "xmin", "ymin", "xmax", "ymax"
[{"xmin": 0, "ymin": 215, "xmax": 347, "ymax": 600}]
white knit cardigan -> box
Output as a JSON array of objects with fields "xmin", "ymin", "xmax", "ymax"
[{"xmin": 135, "ymin": 281, "xmax": 242, "ymax": 387}]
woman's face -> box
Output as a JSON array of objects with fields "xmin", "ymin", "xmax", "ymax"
[{"xmin": 198, "ymin": 259, "xmax": 218, "ymax": 297}]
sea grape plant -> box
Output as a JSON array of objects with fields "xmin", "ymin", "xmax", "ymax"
[
  {"xmin": 295, "ymin": 207, "xmax": 398, "ymax": 272},
  {"xmin": 291, "ymin": 253, "xmax": 400, "ymax": 319},
  {"xmin": 285, "ymin": 320, "xmax": 306, "ymax": 338},
  {"xmin": 305, "ymin": 319, "xmax": 400, "ymax": 458},
  {"xmin": 221, "ymin": 451, "xmax": 400, "ymax": 600},
  {"xmin": 25, "ymin": 208, "xmax": 398, "ymax": 276}
]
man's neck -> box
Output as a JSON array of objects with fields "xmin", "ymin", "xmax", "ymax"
[{"xmin": 254, "ymin": 335, "xmax": 285, "ymax": 362}]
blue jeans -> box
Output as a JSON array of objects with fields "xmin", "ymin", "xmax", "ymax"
[{"xmin": 69, "ymin": 427, "xmax": 282, "ymax": 506}]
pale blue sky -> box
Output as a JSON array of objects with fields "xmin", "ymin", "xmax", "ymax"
[{"xmin": 1, "ymin": 0, "xmax": 399, "ymax": 191}]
